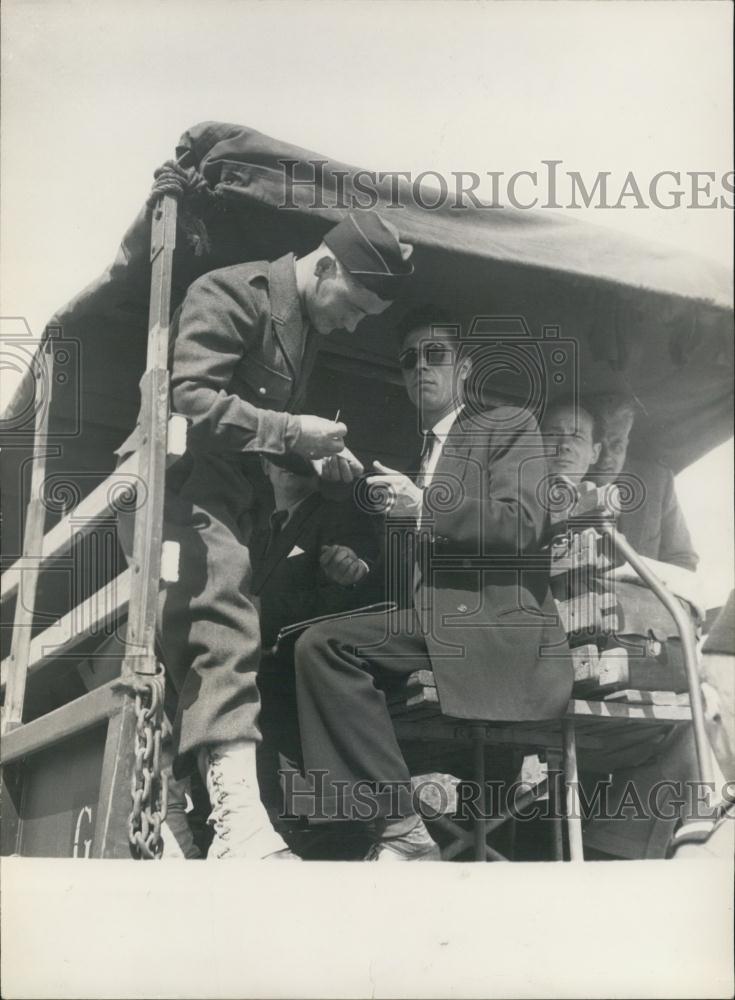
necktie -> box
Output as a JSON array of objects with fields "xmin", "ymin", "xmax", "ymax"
[
  {"xmin": 270, "ymin": 509, "xmax": 288, "ymax": 534},
  {"xmin": 419, "ymin": 431, "xmax": 436, "ymax": 477},
  {"xmin": 265, "ymin": 509, "xmax": 289, "ymax": 557}
]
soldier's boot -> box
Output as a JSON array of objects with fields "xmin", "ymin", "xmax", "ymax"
[{"xmin": 198, "ymin": 740, "xmax": 300, "ymax": 860}]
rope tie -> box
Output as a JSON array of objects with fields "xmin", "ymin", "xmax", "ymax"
[{"xmin": 147, "ymin": 159, "xmax": 217, "ymax": 257}]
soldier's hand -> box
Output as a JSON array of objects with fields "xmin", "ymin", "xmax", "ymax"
[
  {"xmin": 292, "ymin": 415, "xmax": 347, "ymax": 459},
  {"xmin": 366, "ymin": 461, "xmax": 423, "ymax": 516},
  {"xmin": 316, "ymin": 446, "xmax": 365, "ymax": 483},
  {"xmin": 320, "ymin": 545, "xmax": 369, "ymax": 586}
]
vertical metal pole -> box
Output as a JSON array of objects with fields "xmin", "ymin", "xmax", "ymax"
[
  {"xmin": 546, "ymin": 748, "xmax": 565, "ymax": 860},
  {"xmin": 472, "ymin": 727, "xmax": 487, "ymax": 861},
  {"xmin": 2, "ymin": 342, "xmax": 55, "ymax": 734},
  {"xmin": 563, "ymin": 719, "xmax": 584, "ymax": 861},
  {"xmin": 601, "ymin": 523, "xmax": 714, "ymax": 787}
]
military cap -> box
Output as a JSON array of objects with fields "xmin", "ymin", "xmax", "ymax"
[{"xmin": 323, "ymin": 212, "xmax": 414, "ymax": 299}]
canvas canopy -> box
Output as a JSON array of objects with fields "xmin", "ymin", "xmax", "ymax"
[{"xmin": 4, "ymin": 120, "xmax": 733, "ymax": 481}]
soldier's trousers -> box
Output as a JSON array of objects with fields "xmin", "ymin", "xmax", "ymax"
[
  {"xmin": 119, "ymin": 481, "xmax": 262, "ymax": 778},
  {"xmin": 159, "ymin": 486, "xmax": 262, "ymax": 777}
]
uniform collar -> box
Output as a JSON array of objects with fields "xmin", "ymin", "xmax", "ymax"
[{"xmin": 269, "ymin": 253, "xmax": 309, "ymax": 376}]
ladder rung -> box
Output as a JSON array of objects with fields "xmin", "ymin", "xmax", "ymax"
[
  {"xmin": 0, "ymin": 570, "xmax": 131, "ymax": 693},
  {"xmin": 1, "ymin": 414, "xmax": 188, "ymax": 608},
  {"xmin": 1, "ymin": 453, "xmax": 138, "ymax": 606},
  {"xmin": 0, "ymin": 679, "xmax": 125, "ymax": 765}
]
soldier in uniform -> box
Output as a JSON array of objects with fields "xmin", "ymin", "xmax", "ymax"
[{"xmin": 120, "ymin": 211, "xmax": 413, "ymax": 858}]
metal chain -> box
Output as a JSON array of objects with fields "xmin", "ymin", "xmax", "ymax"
[{"xmin": 126, "ymin": 668, "xmax": 168, "ymax": 859}]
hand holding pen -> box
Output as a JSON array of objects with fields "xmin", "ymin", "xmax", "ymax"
[{"xmin": 312, "ymin": 409, "xmax": 366, "ymax": 482}]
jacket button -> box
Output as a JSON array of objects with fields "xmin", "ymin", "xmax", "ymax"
[
  {"xmin": 258, "ymin": 387, "xmax": 267, "ymax": 395},
  {"xmin": 457, "ymin": 603, "xmax": 468, "ymax": 613}
]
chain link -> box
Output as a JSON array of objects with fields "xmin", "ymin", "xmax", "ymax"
[{"xmin": 126, "ymin": 668, "xmax": 168, "ymax": 859}]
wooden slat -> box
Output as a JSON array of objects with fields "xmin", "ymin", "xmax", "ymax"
[
  {"xmin": 3, "ymin": 345, "xmax": 56, "ymax": 732},
  {"xmin": 0, "ymin": 452, "xmax": 138, "ymax": 606},
  {"xmin": 555, "ymin": 593, "xmax": 618, "ymax": 635},
  {"xmin": 1, "ymin": 414, "xmax": 187, "ymax": 609},
  {"xmin": 0, "ymin": 570, "xmax": 131, "ymax": 692},
  {"xmin": 566, "ymin": 698, "xmax": 691, "ymax": 723},
  {"xmin": 93, "ymin": 694, "xmax": 139, "ymax": 859},
  {"xmin": 604, "ymin": 689, "xmax": 689, "ymax": 707},
  {"xmin": 0, "ymin": 680, "xmax": 124, "ymax": 765},
  {"xmin": 570, "ymin": 643, "xmax": 600, "ymax": 685}
]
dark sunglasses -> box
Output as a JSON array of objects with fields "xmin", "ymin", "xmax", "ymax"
[{"xmin": 399, "ymin": 343, "xmax": 455, "ymax": 371}]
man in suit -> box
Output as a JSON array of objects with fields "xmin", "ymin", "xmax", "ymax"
[
  {"xmin": 252, "ymin": 456, "xmax": 380, "ymax": 816},
  {"xmin": 293, "ymin": 306, "xmax": 572, "ymax": 860},
  {"xmin": 252, "ymin": 457, "xmax": 380, "ymax": 651},
  {"xmin": 118, "ymin": 211, "xmax": 413, "ymax": 859}
]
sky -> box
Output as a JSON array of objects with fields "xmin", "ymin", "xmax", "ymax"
[{"xmin": 1, "ymin": 0, "xmax": 733, "ymax": 606}]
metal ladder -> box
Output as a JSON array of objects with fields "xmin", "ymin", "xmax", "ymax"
[{"xmin": 1, "ymin": 193, "xmax": 183, "ymax": 858}]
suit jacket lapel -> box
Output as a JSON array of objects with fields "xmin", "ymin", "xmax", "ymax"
[
  {"xmin": 255, "ymin": 492, "xmax": 322, "ymax": 591},
  {"xmin": 435, "ymin": 411, "xmax": 473, "ymax": 479},
  {"xmin": 268, "ymin": 253, "xmax": 309, "ymax": 380}
]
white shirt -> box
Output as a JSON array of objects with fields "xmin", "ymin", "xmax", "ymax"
[
  {"xmin": 420, "ymin": 407, "xmax": 464, "ymax": 489},
  {"xmin": 414, "ymin": 406, "xmax": 463, "ymax": 527}
]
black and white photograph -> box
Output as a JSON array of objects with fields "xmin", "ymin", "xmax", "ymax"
[{"xmin": 1, "ymin": 1, "xmax": 733, "ymax": 997}]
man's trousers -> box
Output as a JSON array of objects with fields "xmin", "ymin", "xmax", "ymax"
[
  {"xmin": 293, "ymin": 609, "xmax": 434, "ymax": 821},
  {"xmin": 293, "ymin": 608, "xmax": 517, "ymax": 821},
  {"xmin": 156, "ymin": 486, "xmax": 262, "ymax": 776}
]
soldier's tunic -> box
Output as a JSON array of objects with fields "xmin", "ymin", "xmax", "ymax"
[{"xmin": 120, "ymin": 253, "xmax": 317, "ymax": 775}]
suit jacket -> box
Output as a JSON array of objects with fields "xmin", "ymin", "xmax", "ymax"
[
  {"xmin": 117, "ymin": 253, "xmax": 317, "ymax": 522},
  {"xmin": 414, "ymin": 406, "xmax": 572, "ymax": 722},
  {"xmin": 616, "ymin": 456, "xmax": 698, "ymax": 572},
  {"xmin": 251, "ymin": 492, "xmax": 381, "ymax": 649}
]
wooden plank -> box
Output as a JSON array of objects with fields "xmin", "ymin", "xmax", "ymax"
[
  {"xmin": 555, "ymin": 593, "xmax": 618, "ymax": 635},
  {"xmin": 1, "ymin": 765, "xmax": 24, "ymax": 855},
  {"xmin": 0, "ymin": 681, "xmax": 124, "ymax": 765},
  {"xmin": 93, "ymin": 694, "xmax": 138, "ymax": 859},
  {"xmin": 570, "ymin": 644, "xmax": 600, "ymax": 685},
  {"xmin": 1, "ymin": 414, "xmax": 186, "ymax": 609},
  {"xmin": 3, "ymin": 344, "xmax": 56, "ymax": 732},
  {"xmin": 1, "ymin": 452, "xmax": 138, "ymax": 606},
  {"xmin": 566, "ymin": 698, "xmax": 691, "ymax": 723},
  {"xmin": 0, "ymin": 571, "xmax": 131, "ymax": 692},
  {"xmin": 604, "ymin": 689, "xmax": 689, "ymax": 707}
]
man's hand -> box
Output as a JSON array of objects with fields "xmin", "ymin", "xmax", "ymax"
[
  {"xmin": 291, "ymin": 415, "xmax": 347, "ymax": 459},
  {"xmin": 320, "ymin": 545, "xmax": 369, "ymax": 586},
  {"xmin": 315, "ymin": 446, "xmax": 365, "ymax": 483},
  {"xmin": 365, "ymin": 461, "xmax": 423, "ymax": 516}
]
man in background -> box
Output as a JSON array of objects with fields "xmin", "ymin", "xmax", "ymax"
[
  {"xmin": 540, "ymin": 398, "xmax": 721, "ymax": 860},
  {"xmin": 252, "ymin": 456, "xmax": 380, "ymax": 822},
  {"xmin": 593, "ymin": 395, "xmax": 698, "ymax": 572}
]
